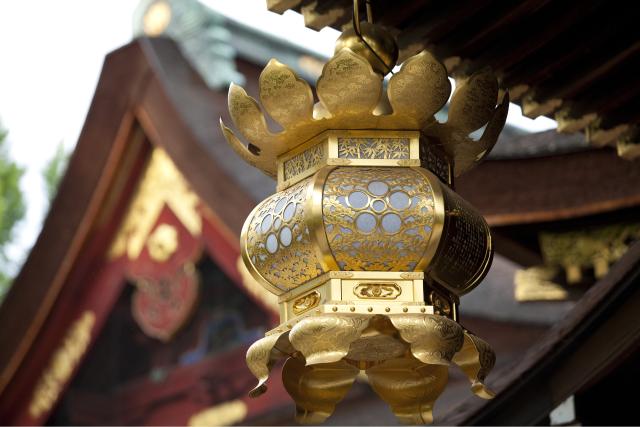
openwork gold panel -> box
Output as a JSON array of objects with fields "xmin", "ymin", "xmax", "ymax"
[
  {"xmin": 428, "ymin": 186, "xmax": 492, "ymax": 295},
  {"xmin": 245, "ymin": 178, "xmax": 324, "ymax": 292},
  {"xmin": 283, "ymin": 143, "xmax": 325, "ymax": 181},
  {"xmin": 337, "ymin": 137, "xmax": 410, "ymax": 160},
  {"xmin": 322, "ymin": 167, "xmax": 435, "ymax": 271}
]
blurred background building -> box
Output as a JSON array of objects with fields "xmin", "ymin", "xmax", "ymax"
[{"xmin": 0, "ymin": 0, "xmax": 639, "ymax": 425}]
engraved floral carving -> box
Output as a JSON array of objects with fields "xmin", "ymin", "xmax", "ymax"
[
  {"xmin": 390, "ymin": 314, "xmax": 463, "ymax": 365},
  {"xmin": 259, "ymin": 59, "xmax": 314, "ymax": 128},
  {"xmin": 292, "ymin": 291, "xmax": 321, "ymax": 315},
  {"xmin": 245, "ymin": 178, "xmax": 324, "ymax": 291},
  {"xmin": 337, "ymin": 137, "xmax": 409, "ymax": 160},
  {"xmin": 289, "ymin": 314, "xmax": 369, "ymax": 365},
  {"xmin": 387, "ymin": 50, "xmax": 450, "ymax": 127},
  {"xmin": 345, "ymin": 334, "xmax": 406, "ymax": 361},
  {"xmin": 353, "ymin": 283, "xmax": 402, "ymax": 299},
  {"xmin": 322, "ymin": 167, "xmax": 435, "ymax": 271},
  {"xmin": 316, "ymin": 49, "xmax": 382, "ymax": 117},
  {"xmin": 283, "ymin": 143, "xmax": 325, "ymax": 181}
]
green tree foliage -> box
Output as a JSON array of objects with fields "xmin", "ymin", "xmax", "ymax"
[
  {"xmin": 0, "ymin": 127, "xmax": 26, "ymax": 299},
  {"xmin": 43, "ymin": 142, "xmax": 69, "ymax": 201}
]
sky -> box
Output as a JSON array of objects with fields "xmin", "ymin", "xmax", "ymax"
[{"xmin": 0, "ymin": 0, "xmax": 557, "ymax": 276}]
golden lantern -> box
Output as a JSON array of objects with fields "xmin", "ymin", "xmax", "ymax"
[{"xmin": 220, "ymin": 12, "xmax": 508, "ymax": 425}]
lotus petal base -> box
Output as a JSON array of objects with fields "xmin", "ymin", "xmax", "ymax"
[{"xmin": 246, "ymin": 312, "xmax": 495, "ymax": 424}]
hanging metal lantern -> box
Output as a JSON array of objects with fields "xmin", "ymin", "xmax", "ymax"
[{"xmin": 220, "ymin": 13, "xmax": 508, "ymax": 425}]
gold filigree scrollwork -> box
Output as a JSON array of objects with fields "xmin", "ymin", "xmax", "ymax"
[
  {"xmin": 282, "ymin": 357, "xmax": 360, "ymax": 425},
  {"xmin": 389, "ymin": 314, "xmax": 463, "ymax": 365},
  {"xmin": 337, "ymin": 137, "xmax": 410, "ymax": 160},
  {"xmin": 322, "ymin": 167, "xmax": 436, "ymax": 271},
  {"xmin": 452, "ymin": 331, "xmax": 496, "ymax": 399},
  {"xmin": 345, "ymin": 316, "xmax": 406, "ymax": 362},
  {"xmin": 289, "ymin": 315, "xmax": 369, "ymax": 365},
  {"xmin": 29, "ymin": 311, "xmax": 95, "ymax": 418},
  {"xmin": 292, "ymin": 291, "xmax": 321, "ymax": 315},
  {"xmin": 354, "ymin": 282, "xmax": 401, "ymax": 299},
  {"xmin": 244, "ymin": 177, "xmax": 324, "ymax": 292},
  {"xmin": 284, "ymin": 144, "xmax": 325, "ymax": 181},
  {"xmin": 345, "ymin": 334, "xmax": 407, "ymax": 362},
  {"xmin": 366, "ymin": 357, "xmax": 449, "ymax": 425}
]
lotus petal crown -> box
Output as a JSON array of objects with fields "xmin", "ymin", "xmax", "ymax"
[{"xmin": 220, "ymin": 46, "xmax": 509, "ymax": 179}]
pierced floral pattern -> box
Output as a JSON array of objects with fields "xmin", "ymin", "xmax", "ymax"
[
  {"xmin": 337, "ymin": 137, "xmax": 410, "ymax": 160},
  {"xmin": 283, "ymin": 143, "xmax": 325, "ymax": 181},
  {"xmin": 322, "ymin": 167, "xmax": 435, "ymax": 271},
  {"xmin": 245, "ymin": 178, "xmax": 324, "ymax": 291}
]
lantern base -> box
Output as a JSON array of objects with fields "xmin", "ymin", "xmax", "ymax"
[{"xmin": 246, "ymin": 309, "xmax": 496, "ymax": 425}]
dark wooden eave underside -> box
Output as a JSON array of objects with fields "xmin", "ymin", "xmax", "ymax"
[{"xmin": 271, "ymin": 0, "xmax": 640, "ymax": 152}]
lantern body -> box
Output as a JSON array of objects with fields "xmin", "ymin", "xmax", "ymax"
[
  {"xmin": 242, "ymin": 131, "xmax": 493, "ymax": 325},
  {"xmin": 220, "ymin": 34, "xmax": 509, "ymax": 424}
]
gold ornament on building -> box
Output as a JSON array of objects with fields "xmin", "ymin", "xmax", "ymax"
[
  {"xmin": 220, "ymin": 4, "xmax": 508, "ymax": 423},
  {"xmin": 515, "ymin": 222, "xmax": 640, "ymax": 302}
]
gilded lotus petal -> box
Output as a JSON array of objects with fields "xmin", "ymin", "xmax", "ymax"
[
  {"xmin": 452, "ymin": 331, "xmax": 496, "ymax": 399},
  {"xmin": 366, "ymin": 357, "xmax": 449, "ymax": 425},
  {"xmin": 387, "ymin": 50, "xmax": 451, "ymax": 127},
  {"xmin": 448, "ymin": 68, "xmax": 499, "ymax": 133},
  {"xmin": 259, "ymin": 59, "xmax": 314, "ymax": 128},
  {"xmin": 389, "ymin": 314, "xmax": 464, "ymax": 365},
  {"xmin": 219, "ymin": 119, "xmax": 277, "ymax": 177},
  {"xmin": 289, "ymin": 314, "xmax": 369, "ymax": 365},
  {"xmin": 228, "ymin": 83, "xmax": 273, "ymax": 147},
  {"xmin": 316, "ymin": 48, "xmax": 382, "ymax": 117},
  {"xmin": 282, "ymin": 357, "xmax": 359, "ymax": 425},
  {"xmin": 453, "ymin": 92, "xmax": 510, "ymax": 176},
  {"xmin": 245, "ymin": 330, "xmax": 289, "ymax": 397}
]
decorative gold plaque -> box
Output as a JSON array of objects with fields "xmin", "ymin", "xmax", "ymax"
[
  {"xmin": 292, "ymin": 291, "xmax": 321, "ymax": 315},
  {"xmin": 353, "ymin": 283, "xmax": 402, "ymax": 299}
]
